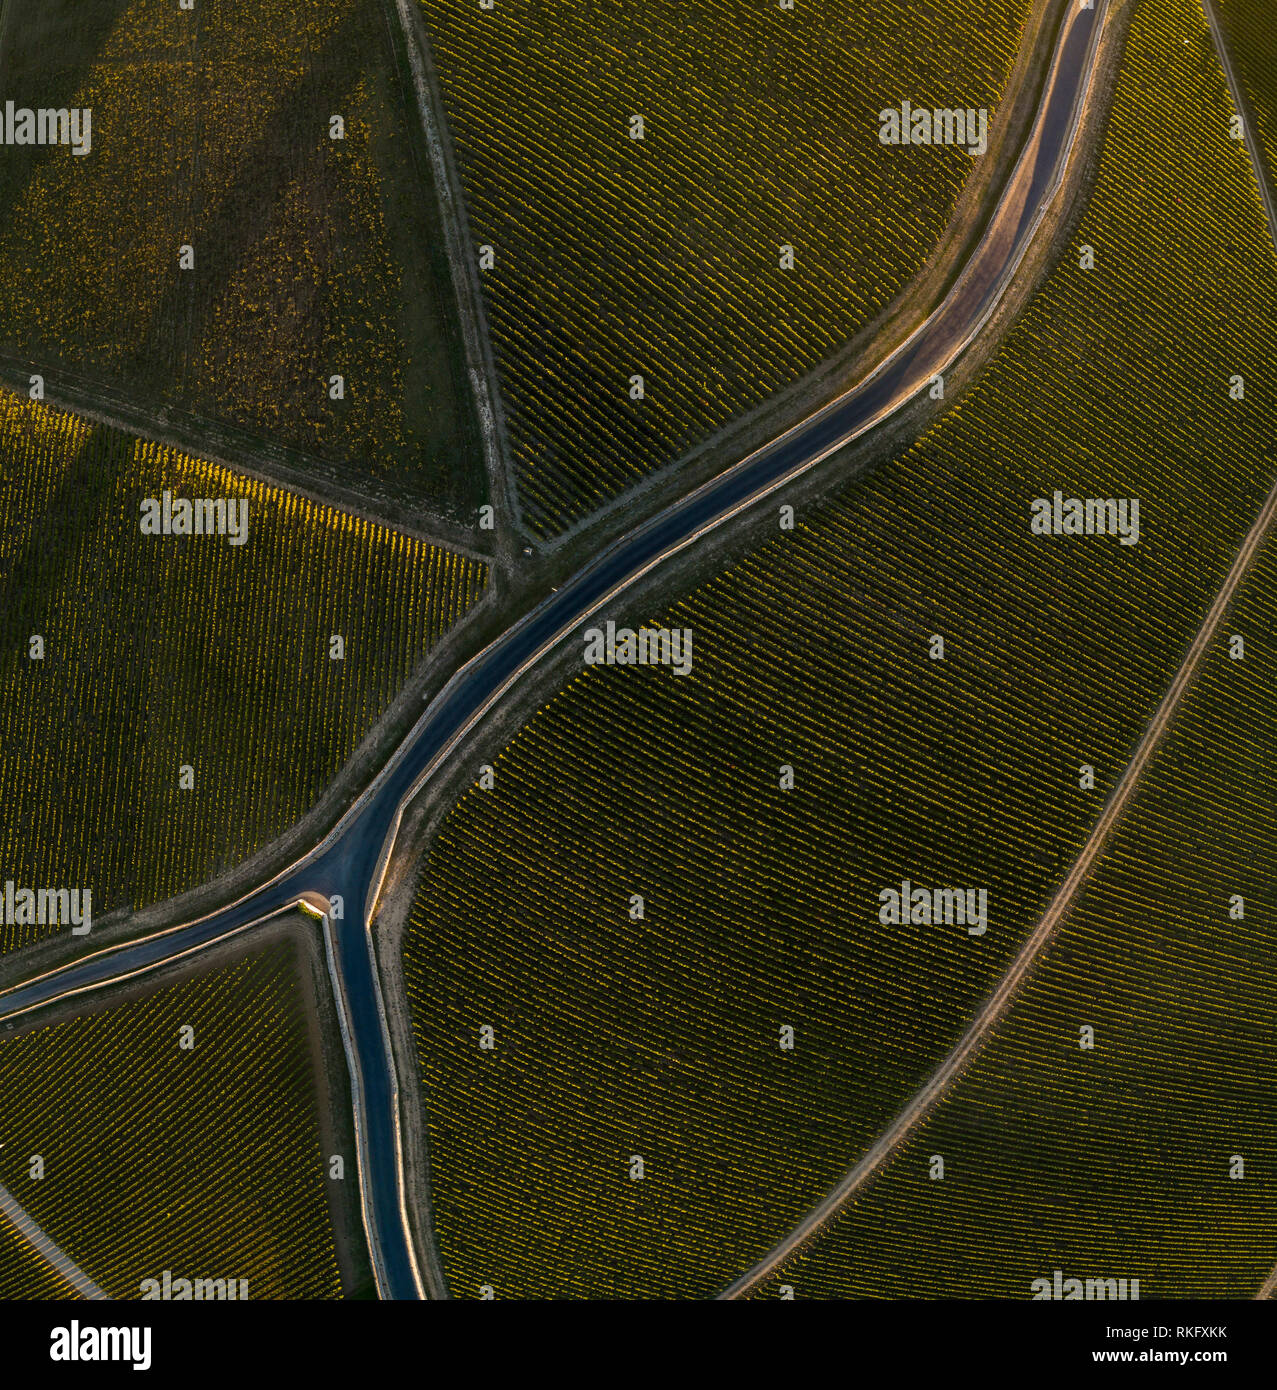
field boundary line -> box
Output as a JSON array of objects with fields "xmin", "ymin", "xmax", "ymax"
[
  {"xmin": 0, "ymin": 1181, "xmax": 109, "ymax": 1300},
  {"xmin": 721, "ymin": 455, "xmax": 1277, "ymax": 1298},
  {"xmin": 720, "ymin": 0, "xmax": 1277, "ymax": 1302},
  {"xmin": 386, "ymin": 0, "xmax": 520, "ymax": 561},
  {"xmin": 0, "ymin": 368, "xmax": 493, "ymax": 564},
  {"xmin": 1202, "ymin": 0, "xmax": 1277, "ymax": 260},
  {"xmin": 1201, "ymin": 0, "xmax": 1277, "ymax": 1305}
]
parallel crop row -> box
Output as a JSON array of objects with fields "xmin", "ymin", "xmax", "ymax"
[
  {"xmin": 401, "ymin": 0, "xmax": 1277, "ymax": 1297},
  {"xmin": 0, "ymin": 0, "xmax": 480, "ymax": 515},
  {"xmin": 1216, "ymin": 0, "xmax": 1277, "ymax": 194},
  {"xmin": 0, "ymin": 936, "xmax": 344, "ymax": 1298},
  {"xmin": 769, "ymin": 535, "xmax": 1277, "ymax": 1298},
  {"xmin": 0, "ymin": 1221, "xmax": 76, "ymax": 1300},
  {"xmin": 0, "ymin": 392, "xmax": 487, "ymax": 950},
  {"xmin": 420, "ymin": 0, "xmax": 1031, "ymax": 537}
]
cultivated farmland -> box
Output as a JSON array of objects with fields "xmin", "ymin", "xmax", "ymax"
[
  {"xmin": 0, "ymin": 935, "xmax": 346, "ymax": 1299},
  {"xmin": 0, "ymin": 0, "xmax": 481, "ymax": 516},
  {"xmin": 0, "ymin": 393, "xmax": 487, "ymax": 951},
  {"xmin": 0, "ymin": 1220, "xmax": 76, "ymax": 1299},
  {"xmin": 1215, "ymin": 0, "xmax": 1277, "ymax": 190},
  {"xmin": 419, "ymin": 0, "xmax": 1033, "ymax": 537},
  {"xmin": 401, "ymin": 0, "xmax": 1277, "ymax": 1298},
  {"xmin": 758, "ymin": 535, "xmax": 1277, "ymax": 1299}
]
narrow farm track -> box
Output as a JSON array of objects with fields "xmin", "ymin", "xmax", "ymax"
[
  {"xmin": 719, "ymin": 463, "xmax": 1277, "ymax": 1299},
  {"xmin": 1201, "ymin": 0, "xmax": 1277, "ymax": 1304},
  {"xmin": 0, "ymin": 356, "xmax": 491, "ymax": 560},
  {"xmin": 386, "ymin": 0, "xmax": 514, "ymax": 554},
  {"xmin": 0, "ymin": 0, "xmax": 1109, "ymax": 1299},
  {"xmin": 720, "ymin": 2, "xmax": 1277, "ymax": 1300},
  {"xmin": 1202, "ymin": 0, "xmax": 1277, "ymax": 258}
]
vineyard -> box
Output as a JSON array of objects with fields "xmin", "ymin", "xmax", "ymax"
[
  {"xmin": 401, "ymin": 0, "xmax": 1277, "ymax": 1297},
  {"xmin": 760, "ymin": 535, "xmax": 1277, "ymax": 1298},
  {"xmin": 0, "ymin": 0, "xmax": 481, "ymax": 516},
  {"xmin": 418, "ymin": 0, "xmax": 1032, "ymax": 538},
  {"xmin": 0, "ymin": 391, "xmax": 487, "ymax": 952},
  {"xmin": 0, "ymin": 935, "xmax": 346, "ymax": 1298},
  {"xmin": 0, "ymin": 1220, "xmax": 75, "ymax": 1300},
  {"xmin": 1215, "ymin": 0, "xmax": 1277, "ymax": 192}
]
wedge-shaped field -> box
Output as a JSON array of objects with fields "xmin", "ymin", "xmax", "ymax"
[
  {"xmin": 0, "ymin": 394, "xmax": 487, "ymax": 950},
  {"xmin": 1216, "ymin": 0, "xmax": 1277, "ymax": 189},
  {"xmin": 0, "ymin": 935, "xmax": 345, "ymax": 1299},
  {"xmin": 758, "ymin": 538, "xmax": 1277, "ymax": 1299},
  {"xmin": 0, "ymin": 0, "xmax": 480, "ymax": 516},
  {"xmin": 420, "ymin": 0, "xmax": 1032, "ymax": 538},
  {"xmin": 401, "ymin": 0, "xmax": 1277, "ymax": 1298}
]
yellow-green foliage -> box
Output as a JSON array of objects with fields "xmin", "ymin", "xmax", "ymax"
[
  {"xmin": 0, "ymin": 392, "xmax": 487, "ymax": 947},
  {"xmin": 764, "ymin": 536, "xmax": 1277, "ymax": 1299},
  {"xmin": 0, "ymin": 1220, "xmax": 76, "ymax": 1299},
  {"xmin": 1216, "ymin": 0, "xmax": 1277, "ymax": 190},
  {"xmin": 421, "ymin": 0, "xmax": 1031, "ymax": 536},
  {"xmin": 0, "ymin": 0, "xmax": 478, "ymax": 512},
  {"xmin": 402, "ymin": 0, "xmax": 1277, "ymax": 1298},
  {"xmin": 0, "ymin": 937, "xmax": 343, "ymax": 1299},
  {"xmin": 191, "ymin": 76, "xmax": 414, "ymax": 481}
]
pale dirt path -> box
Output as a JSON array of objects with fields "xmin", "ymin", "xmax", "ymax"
[
  {"xmin": 721, "ymin": 0, "xmax": 1277, "ymax": 1291},
  {"xmin": 721, "ymin": 459, "xmax": 1277, "ymax": 1300},
  {"xmin": 1200, "ymin": 0, "xmax": 1277, "ymax": 1305},
  {"xmin": 1202, "ymin": 0, "xmax": 1277, "ymax": 259}
]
